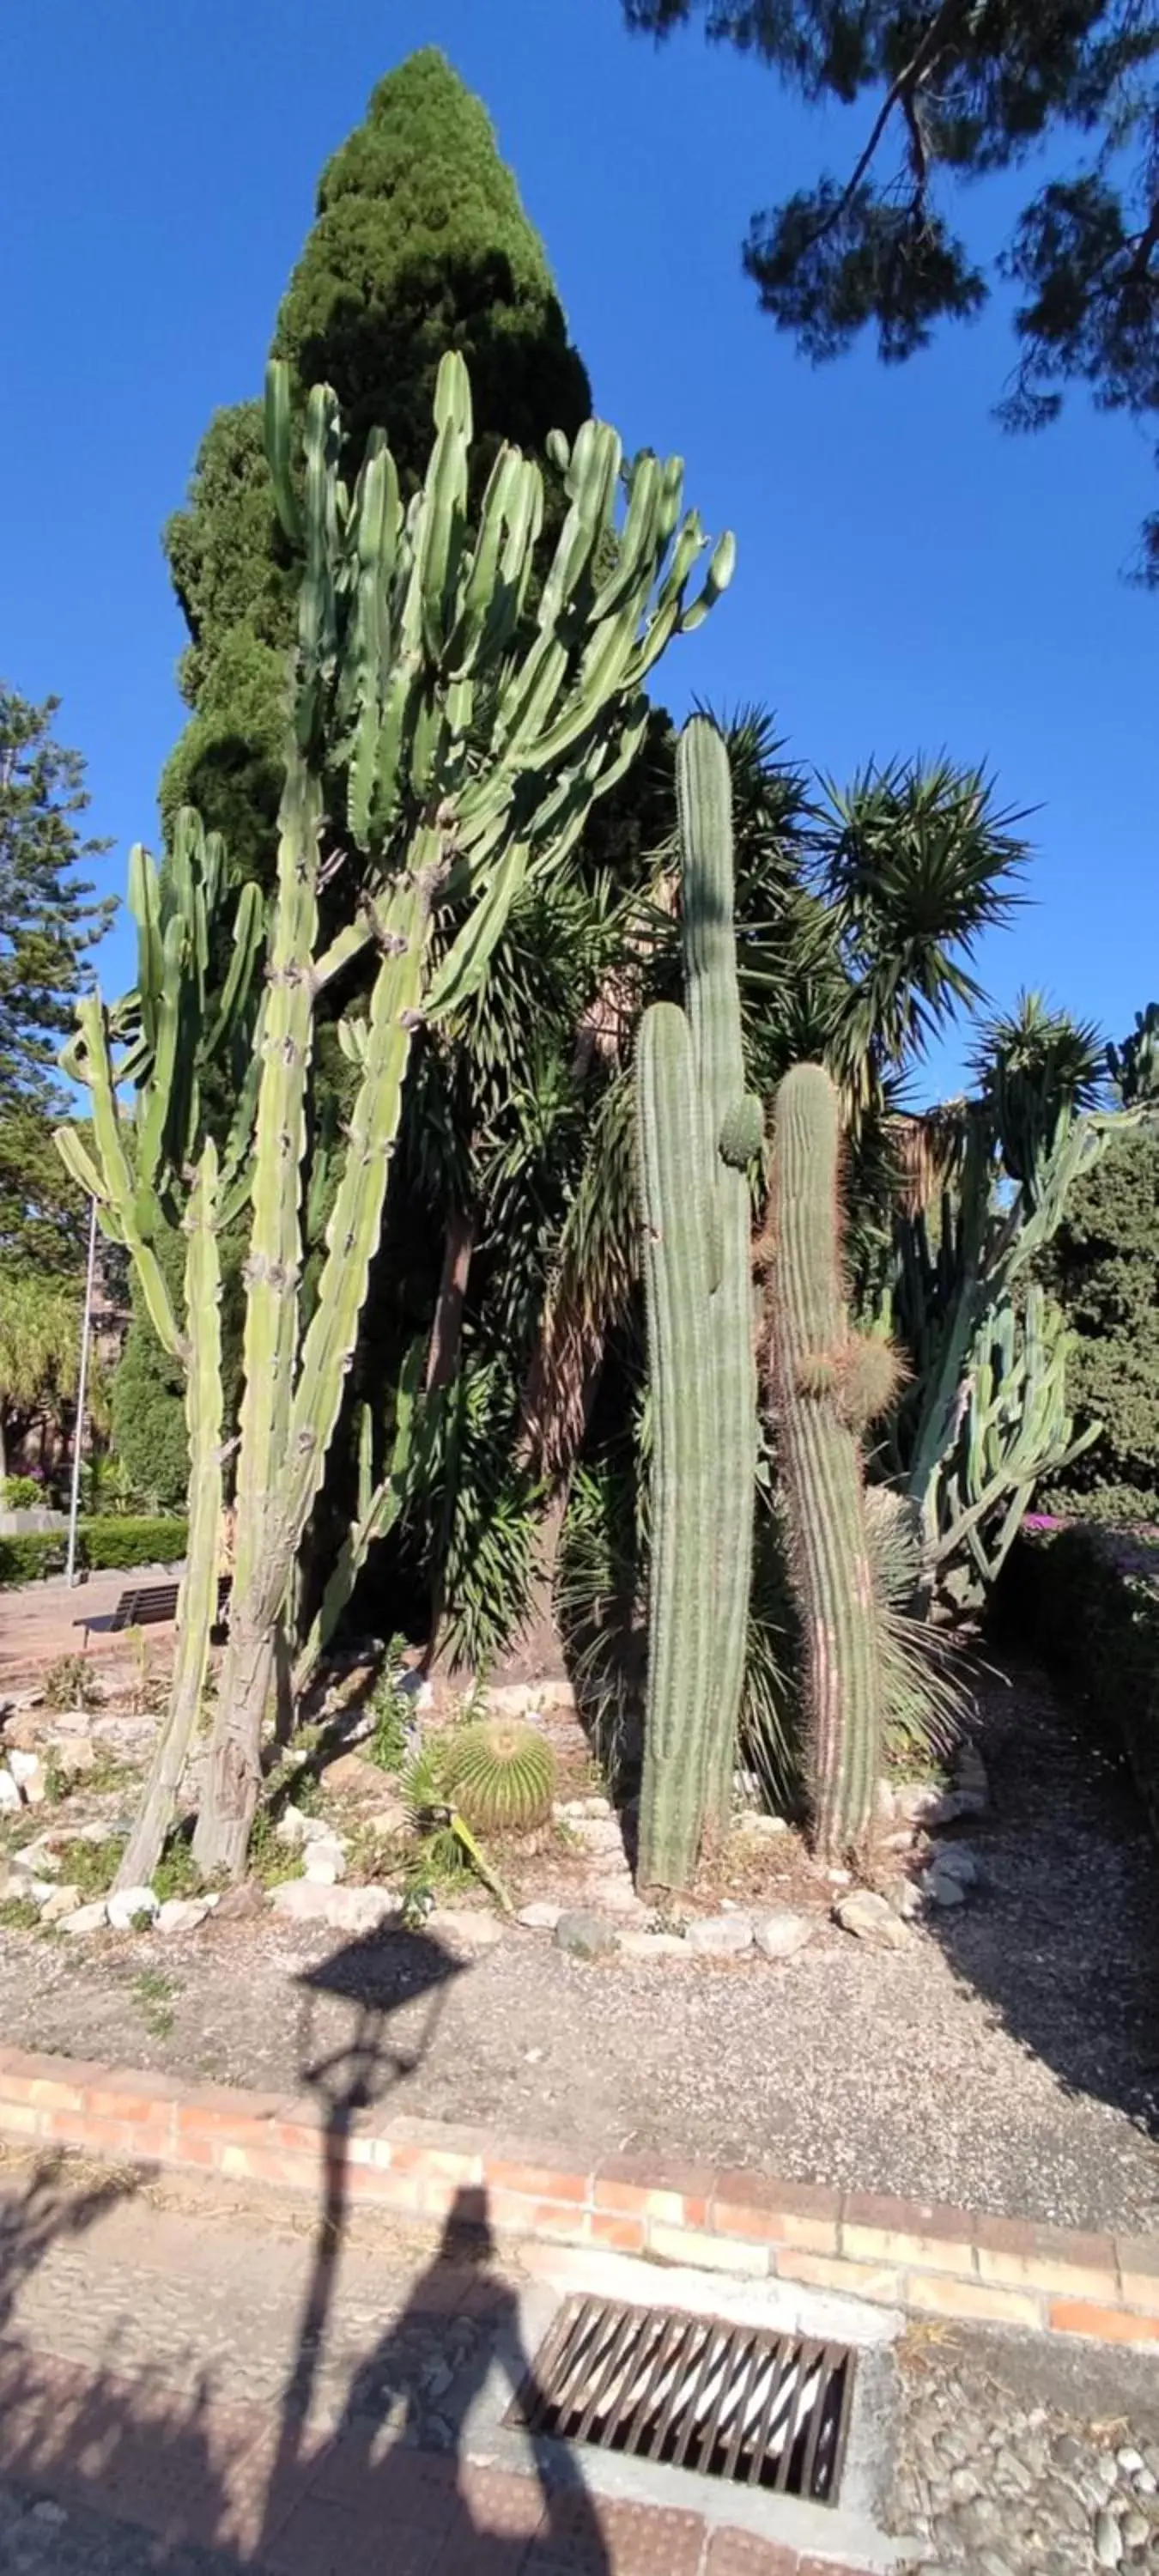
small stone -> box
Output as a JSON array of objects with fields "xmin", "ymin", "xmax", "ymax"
[
  {"xmin": 571, "ymin": 1817, "xmax": 625, "ymax": 1855},
  {"xmin": 1053, "ymin": 2437, "xmax": 1085, "ymax": 2470},
  {"xmin": 954, "ymin": 1742, "xmax": 988, "ymax": 1797},
  {"xmin": 826, "ymin": 1865, "xmax": 852, "ymax": 1884},
  {"xmin": 213, "ymin": 1881, "xmax": 264, "ymax": 1923},
  {"xmin": 834, "ymin": 1888, "xmax": 909, "ymax": 1947},
  {"xmin": 958, "ymin": 2496, "xmax": 1001, "ymax": 2546},
  {"xmin": 321, "ymin": 1884, "xmax": 403, "ymax": 1934},
  {"xmin": 30, "ymin": 2503, "xmax": 68, "ymax": 2528},
  {"xmin": 7, "ymin": 1748, "xmax": 46, "ymax": 1803},
  {"xmin": 753, "ymin": 1907, "xmax": 815, "ymax": 1959},
  {"xmin": 426, "ymin": 1907, "xmax": 504, "ymax": 1948},
  {"xmin": 736, "ymin": 1813, "xmax": 788, "ymax": 1838},
  {"xmin": 269, "ymin": 1879, "xmax": 337, "ymax": 1923},
  {"xmin": 0, "ymin": 1770, "xmax": 22, "ymax": 1814},
  {"xmin": 39, "ymin": 1883, "xmax": 82, "ymax": 1924},
  {"xmin": 517, "ymin": 1901, "xmax": 562, "ymax": 1931},
  {"xmin": 156, "ymin": 1898, "xmax": 211, "ymax": 1935},
  {"xmin": 422, "ymin": 2360, "xmax": 454, "ymax": 2400},
  {"xmin": 1135, "ymin": 2471, "xmax": 1156, "ymax": 2496},
  {"xmin": 303, "ymin": 1842, "xmax": 348, "ymax": 1886},
  {"xmin": 923, "ymin": 1865, "xmax": 968, "ymax": 1909},
  {"xmin": 895, "ymin": 1780, "xmax": 986, "ymax": 1828},
  {"xmin": 275, "ymin": 1804, "xmax": 331, "ymax": 1849},
  {"xmin": 1120, "ymin": 2453, "xmax": 1146, "ymax": 2479},
  {"xmin": 1097, "ymin": 2509, "xmax": 1125, "ymax": 2567},
  {"xmin": 555, "ymin": 1911, "xmax": 619, "ymax": 1960},
  {"xmin": 51, "ymin": 1735, "xmax": 96, "ymax": 1779},
  {"xmin": 884, "ymin": 1876, "xmax": 924, "ymax": 1921},
  {"xmin": 685, "ymin": 1912, "xmax": 754, "ymax": 1957},
  {"xmin": 874, "ymin": 1777, "xmax": 896, "ymax": 1822},
  {"xmin": 949, "ymin": 2468, "xmax": 981, "ymax": 2505},
  {"xmin": 1123, "ymin": 2514, "xmax": 1150, "ymax": 2550},
  {"xmin": 106, "ymin": 1883, "xmax": 160, "ymax": 1931},
  {"xmin": 929, "ymin": 1842, "xmax": 982, "ymax": 1886},
  {"xmin": 619, "ymin": 1930, "xmax": 689, "ymax": 1959},
  {"xmin": 58, "ymin": 1899, "xmax": 109, "ymax": 1935},
  {"xmin": 555, "ymin": 1796, "xmax": 612, "ymax": 1821},
  {"xmin": 590, "ymin": 1877, "xmax": 646, "ymax": 1917},
  {"xmin": 319, "ymin": 1751, "xmax": 385, "ymax": 1796}
]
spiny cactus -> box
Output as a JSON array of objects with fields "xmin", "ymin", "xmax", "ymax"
[
  {"xmin": 446, "ymin": 1719, "xmax": 557, "ymax": 1835},
  {"xmin": 55, "ymin": 817, "xmax": 264, "ymax": 1893},
  {"xmin": 765, "ymin": 1062, "xmax": 883, "ymax": 1862},
  {"xmin": 635, "ymin": 719, "xmax": 762, "ymax": 1893}
]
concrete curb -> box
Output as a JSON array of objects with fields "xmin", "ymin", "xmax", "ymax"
[{"xmin": 1, "ymin": 2044, "xmax": 1156, "ymax": 2349}]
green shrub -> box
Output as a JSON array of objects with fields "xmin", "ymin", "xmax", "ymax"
[
  {"xmin": 81, "ymin": 1517, "xmax": 187, "ymax": 1572},
  {"xmin": 1007, "ymin": 1522, "xmax": 1159, "ymax": 1839},
  {"xmin": 0, "ymin": 1530, "xmax": 66, "ymax": 1586},
  {"xmin": 1, "ymin": 1474, "xmax": 46, "ymax": 1509}
]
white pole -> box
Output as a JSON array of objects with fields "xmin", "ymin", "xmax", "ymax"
[{"xmin": 65, "ymin": 1197, "xmax": 99, "ymax": 1588}]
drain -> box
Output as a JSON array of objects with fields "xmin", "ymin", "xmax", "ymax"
[{"xmin": 509, "ymin": 2296, "xmax": 855, "ymax": 2502}]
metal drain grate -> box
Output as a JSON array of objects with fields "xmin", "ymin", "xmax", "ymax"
[{"xmin": 509, "ymin": 2297, "xmax": 855, "ymax": 2503}]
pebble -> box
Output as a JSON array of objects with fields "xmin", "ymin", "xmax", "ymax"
[
  {"xmin": 555, "ymin": 1911, "xmax": 619, "ymax": 1961},
  {"xmin": 1122, "ymin": 2512, "xmax": 1150, "ymax": 2550},
  {"xmin": 426, "ymin": 1907, "xmax": 505, "ymax": 1949},
  {"xmin": 0, "ymin": 1771, "xmax": 21, "ymax": 1814},
  {"xmin": 58, "ymin": 1899, "xmax": 109, "ymax": 1935},
  {"xmin": 38, "ymin": 1883, "xmax": 82, "ymax": 1925},
  {"xmin": 923, "ymin": 1865, "xmax": 968, "ymax": 1909},
  {"xmin": 684, "ymin": 1912, "xmax": 754, "ymax": 1957},
  {"xmin": 156, "ymin": 1897, "xmax": 212, "ymax": 1935},
  {"xmin": 735, "ymin": 1813, "xmax": 788, "ymax": 1838},
  {"xmin": 1095, "ymin": 2508, "xmax": 1124, "ymax": 2567},
  {"xmin": 885, "ymin": 1876, "xmax": 924, "ymax": 1921},
  {"xmin": 319, "ymin": 1884, "xmax": 403, "ymax": 1935},
  {"xmin": 619, "ymin": 1930, "xmax": 689, "ymax": 1960},
  {"xmin": 834, "ymin": 1888, "xmax": 909, "ymax": 1948},
  {"xmin": 1120, "ymin": 2451, "xmax": 1145, "ymax": 2478},
  {"xmin": 753, "ymin": 1906, "xmax": 815, "ymax": 1959},
  {"xmin": 928, "ymin": 1841, "xmax": 982, "ymax": 1886},
  {"xmin": 106, "ymin": 1884, "xmax": 161, "ymax": 1932},
  {"xmin": 517, "ymin": 1901, "xmax": 562, "ymax": 1931},
  {"xmin": 302, "ymin": 1842, "xmax": 348, "ymax": 1886}
]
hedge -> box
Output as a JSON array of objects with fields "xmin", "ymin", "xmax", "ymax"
[
  {"xmin": 0, "ymin": 1518, "xmax": 188, "ymax": 1589},
  {"xmin": 1004, "ymin": 1521, "xmax": 1159, "ymax": 1841}
]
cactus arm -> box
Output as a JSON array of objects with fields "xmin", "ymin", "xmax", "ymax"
[
  {"xmin": 291, "ymin": 1341, "xmax": 422, "ymax": 1701},
  {"xmin": 677, "ymin": 717, "xmax": 759, "ymax": 1830},
  {"xmin": 768, "ymin": 1065, "xmax": 881, "ymax": 1861},
  {"xmin": 114, "ymin": 1139, "xmax": 224, "ymax": 1890},
  {"xmin": 635, "ymin": 1002, "xmax": 715, "ymax": 1891}
]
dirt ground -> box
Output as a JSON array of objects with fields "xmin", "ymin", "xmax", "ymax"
[{"xmin": 2, "ymin": 1656, "xmax": 1158, "ymax": 2234}]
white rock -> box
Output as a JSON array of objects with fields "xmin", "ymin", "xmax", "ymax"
[
  {"xmin": 619, "ymin": 1929, "xmax": 689, "ymax": 1960},
  {"xmin": 834, "ymin": 1889, "xmax": 909, "ymax": 1949},
  {"xmin": 884, "ymin": 1876, "xmax": 924, "ymax": 1922},
  {"xmin": 11, "ymin": 1838, "xmax": 60, "ymax": 1877},
  {"xmin": 517, "ymin": 1901, "xmax": 562, "ymax": 1931},
  {"xmin": 573, "ymin": 1818, "xmax": 626, "ymax": 1856},
  {"xmin": 156, "ymin": 1898, "xmax": 212, "ymax": 1935},
  {"xmin": 537, "ymin": 1679, "xmax": 576, "ymax": 1712},
  {"xmin": 923, "ymin": 1866, "xmax": 968, "ymax": 1910},
  {"xmin": 929, "ymin": 1842, "xmax": 981, "ymax": 1886},
  {"xmin": 589, "ymin": 1877, "xmax": 646, "ymax": 1917},
  {"xmin": 485, "ymin": 1684, "xmax": 532, "ymax": 1716},
  {"xmin": 320, "ymin": 1884, "xmax": 403, "ymax": 1934},
  {"xmin": 736, "ymin": 1812, "xmax": 789, "ymax": 1838},
  {"xmin": 892, "ymin": 1781, "xmax": 946, "ymax": 1825},
  {"xmin": 52, "ymin": 1736, "xmax": 96, "ymax": 1777},
  {"xmin": 426, "ymin": 1906, "xmax": 505, "ymax": 1948},
  {"xmin": 825, "ymin": 1866, "xmax": 852, "ymax": 1885},
  {"xmin": 274, "ymin": 1802, "xmax": 332, "ymax": 1848},
  {"xmin": 58, "ymin": 1900, "xmax": 109, "ymax": 1935},
  {"xmin": 685, "ymin": 1913, "xmax": 754, "ymax": 1957},
  {"xmin": 106, "ymin": 1884, "xmax": 161, "ymax": 1931},
  {"xmin": 303, "ymin": 1842, "xmax": 348, "ymax": 1886},
  {"xmin": 268, "ymin": 1879, "xmax": 338, "ymax": 1923},
  {"xmin": 8, "ymin": 1748, "xmax": 42, "ymax": 1786},
  {"xmin": 22, "ymin": 1878, "xmax": 58, "ymax": 1905},
  {"xmin": 754, "ymin": 1908, "xmax": 815, "ymax": 1961},
  {"xmin": 0, "ymin": 1770, "xmax": 22, "ymax": 1814},
  {"xmin": 38, "ymin": 1883, "xmax": 82, "ymax": 1924},
  {"xmin": 555, "ymin": 1795, "xmax": 613, "ymax": 1821},
  {"xmin": 875, "ymin": 1778, "xmax": 896, "ymax": 1823}
]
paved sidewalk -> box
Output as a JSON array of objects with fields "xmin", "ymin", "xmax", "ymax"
[
  {"xmin": 0, "ymin": 1573, "xmax": 156, "ymax": 1690},
  {"xmin": 0, "ymin": 2151, "xmax": 854, "ymax": 2576}
]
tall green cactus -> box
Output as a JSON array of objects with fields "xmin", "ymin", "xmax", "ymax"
[
  {"xmin": 636, "ymin": 719, "xmax": 762, "ymax": 1892},
  {"xmin": 766, "ymin": 1064, "xmax": 882, "ymax": 1862},
  {"xmin": 181, "ymin": 353, "xmax": 733, "ymax": 1877},
  {"xmin": 54, "ymin": 819, "xmax": 263, "ymax": 1887}
]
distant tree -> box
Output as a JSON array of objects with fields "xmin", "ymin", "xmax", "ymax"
[
  {"xmin": 623, "ymin": 2, "xmax": 1159, "ymax": 577},
  {"xmin": 0, "ymin": 1269, "xmax": 79, "ymax": 1485},
  {"xmin": 1045, "ymin": 1003, "xmax": 1159, "ymax": 1520},
  {"xmin": 161, "ymin": 46, "xmax": 592, "ymax": 873}
]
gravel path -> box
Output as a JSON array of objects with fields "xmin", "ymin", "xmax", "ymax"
[{"xmin": 1, "ymin": 1659, "xmax": 1157, "ymax": 2233}]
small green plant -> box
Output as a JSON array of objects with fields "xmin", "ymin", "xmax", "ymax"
[
  {"xmin": 55, "ymin": 1834, "xmax": 126, "ymax": 1901},
  {"xmin": 444, "ymin": 1720, "xmax": 556, "ymax": 1836},
  {"xmin": 1, "ymin": 1475, "xmax": 45, "ymax": 1509},
  {"xmin": 151, "ymin": 1832, "xmax": 203, "ymax": 1902},
  {"xmin": 366, "ymin": 1637, "xmax": 412, "ymax": 1774},
  {"xmin": 246, "ymin": 1806, "xmax": 303, "ymax": 1890},
  {"xmin": 0, "ymin": 1896, "xmax": 42, "ymax": 1933},
  {"xmin": 402, "ymin": 1736, "xmax": 513, "ymax": 1911},
  {"xmin": 646, "ymin": 1901, "xmax": 688, "ymax": 1939},
  {"xmin": 43, "ymin": 1654, "xmax": 100, "ymax": 1714},
  {"xmin": 132, "ymin": 1967, "xmax": 176, "ymax": 2038}
]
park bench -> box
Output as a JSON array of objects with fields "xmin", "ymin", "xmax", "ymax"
[{"xmin": 74, "ymin": 1576, "xmax": 231, "ymax": 1649}]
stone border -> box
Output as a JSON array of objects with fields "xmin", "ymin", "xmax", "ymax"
[{"xmin": 1, "ymin": 2044, "xmax": 1156, "ymax": 2349}]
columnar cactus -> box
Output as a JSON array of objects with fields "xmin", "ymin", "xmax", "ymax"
[
  {"xmin": 54, "ymin": 819, "xmax": 263, "ymax": 1887},
  {"xmin": 765, "ymin": 1063, "xmax": 882, "ymax": 1862},
  {"xmin": 636, "ymin": 719, "xmax": 762, "ymax": 1893}
]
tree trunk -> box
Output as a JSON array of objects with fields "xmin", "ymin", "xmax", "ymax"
[
  {"xmin": 191, "ymin": 1613, "xmax": 276, "ymax": 1879},
  {"xmin": 425, "ymin": 1206, "xmax": 475, "ymax": 1393}
]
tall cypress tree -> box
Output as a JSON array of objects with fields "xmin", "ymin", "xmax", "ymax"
[{"xmin": 161, "ymin": 48, "xmax": 592, "ymax": 875}]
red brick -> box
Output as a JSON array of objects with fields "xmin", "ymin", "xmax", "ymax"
[
  {"xmin": 529, "ymin": 2493, "xmax": 706, "ymax": 2576},
  {"xmin": 908, "ymin": 2273, "xmax": 1041, "ymax": 2329},
  {"xmin": 44, "ymin": 2111, "xmax": 138, "ymax": 2158},
  {"xmin": 1116, "ymin": 2236, "xmax": 1159, "ymax": 2309},
  {"xmin": 388, "ymin": 2141, "xmax": 485, "ymax": 2184},
  {"xmin": 485, "ymin": 2188, "xmax": 588, "ymax": 2241},
  {"xmin": 587, "ymin": 2210, "xmax": 647, "ymax": 2252},
  {"xmin": 594, "ymin": 2154, "xmax": 718, "ymax": 2227},
  {"xmin": 87, "ymin": 2067, "xmax": 184, "ymax": 2122},
  {"xmin": 483, "ymin": 2153, "xmax": 591, "ymax": 2204},
  {"xmin": 1051, "ymin": 2299, "xmax": 1159, "ymax": 2344},
  {"xmin": 974, "ymin": 2215, "xmax": 1118, "ymax": 2301},
  {"xmin": 713, "ymin": 2172, "xmax": 840, "ymax": 2254}
]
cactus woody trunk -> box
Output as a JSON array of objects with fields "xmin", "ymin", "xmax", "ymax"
[
  {"xmin": 635, "ymin": 719, "xmax": 761, "ymax": 1893},
  {"xmin": 766, "ymin": 1064, "xmax": 882, "ymax": 1862},
  {"xmin": 181, "ymin": 351, "xmax": 734, "ymax": 1878}
]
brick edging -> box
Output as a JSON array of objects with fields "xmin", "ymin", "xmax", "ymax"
[{"xmin": 1, "ymin": 2044, "xmax": 1156, "ymax": 2349}]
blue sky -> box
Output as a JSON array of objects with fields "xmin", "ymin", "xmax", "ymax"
[{"xmin": 5, "ymin": 0, "xmax": 1156, "ymax": 1099}]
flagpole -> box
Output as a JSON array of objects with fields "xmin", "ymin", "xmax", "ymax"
[{"xmin": 65, "ymin": 1197, "xmax": 99, "ymax": 1587}]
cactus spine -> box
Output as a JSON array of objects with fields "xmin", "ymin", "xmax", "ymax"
[
  {"xmin": 636, "ymin": 719, "xmax": 760, "ymax": 1892},
  {"xmin": 767, "ymin": 1064, "xmax": 882, "ymax": 1862}
]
